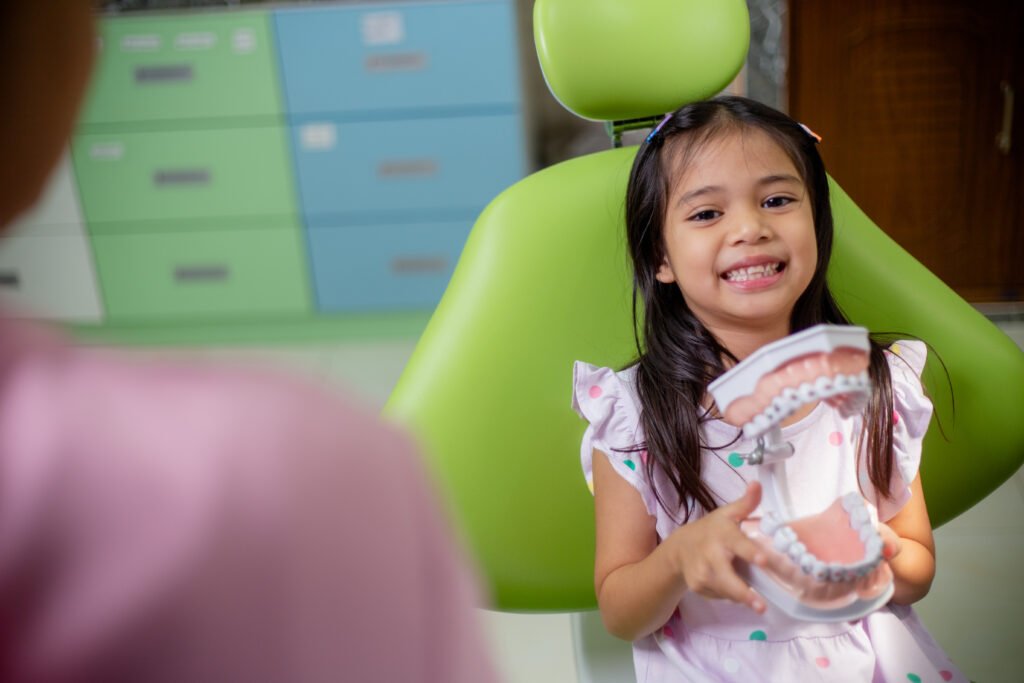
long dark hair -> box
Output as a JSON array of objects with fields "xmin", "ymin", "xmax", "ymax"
[{"xmin": 625, "ymin": 96, "xmax": 895, "ymax": 521}]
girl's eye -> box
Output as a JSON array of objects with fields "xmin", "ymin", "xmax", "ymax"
[
  {"xmin": 763, "ymin": 196, "xmax": 794, "ymax": 209},
  {"xmin": 689, "ymin": 209, "xmax": 721, "ymax": 222}
]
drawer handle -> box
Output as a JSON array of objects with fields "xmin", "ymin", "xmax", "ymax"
[
  {"xmin": 0, "ymin": 271, "xmax": 20, "ymax": 288},
  {"xmin": 154, "ymin": 168, "xmax": 211, "ymax": 187},
  {"xmin": 365, "ymin": 52, "xmax": 428, "ymax": 73},
  {"xmin": 390, "ymin": 256, "xmax": 447, "ymax": 274},
  {"xmin": 376, "ymin": 159, "xmax": 438, "ymax": 178},
  {"xmin": 174, "ymin": 264, "xmax": 229, "ymax": 283},
  {"xmin": 135, "ymin": 64, "xmax": 195, "ymax": 84}
]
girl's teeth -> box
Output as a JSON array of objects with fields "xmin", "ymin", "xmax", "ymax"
[{"xmin": 725, "ymin": 263, "xmax": 780, "ymax": 281}]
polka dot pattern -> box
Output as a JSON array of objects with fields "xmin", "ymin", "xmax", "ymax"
[
  {"xmin": 663, "ymin": 625, "xmax": 674, "ymax": 639},
  {"xmin": 815, "ymin": 657, "xmax": 830, "ymax": 668},
  {"xmin": 893, "ymin": 409, "xmax": 901, "ymax": 425},
  {"xmin": 940, "ymin": 671, "xmax": 953, "ymax": 681},
  {"xmin": 728, "ymin": 452, "xmax": 744, "ymax": 468},
  {"xmin": 907, "ymin": 674, "xmax": 921, "ymax": 683},
  {"xmin": 723, "ymin": 657, "xmax": 740, "ymax": 674},
  {"xmin": 749, "ymin": 630, "xmax": 767, "ymax": 641},
  {"xmin": 828, "ymin": 431, "xmax": 843, "ymax": 446},
  {"xmin": 624, "ymin": 459, "xmax": 636, "ymax": 471},
  {"xmin": 588, "ymin": 385, "xmax": 602, "ymax": 399}
]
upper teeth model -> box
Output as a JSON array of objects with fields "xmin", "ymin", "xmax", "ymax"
[{"xmin": 708, "ymin": 325, "xmax": 894, "ymax": 622}]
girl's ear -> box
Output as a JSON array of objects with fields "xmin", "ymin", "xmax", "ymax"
[{"xmin": 655, "ymin": 259, "xmax": 676, "ymax": 284}]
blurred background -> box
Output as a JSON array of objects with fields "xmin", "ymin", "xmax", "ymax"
[{"xmin": 1, "ymin": 0, "xmax": 1021, "ymax": 680}]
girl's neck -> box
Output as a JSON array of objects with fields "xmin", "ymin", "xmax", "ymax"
[{"xmin": 710, "ymin": 319, "xmax": 792, "ymax": 363}]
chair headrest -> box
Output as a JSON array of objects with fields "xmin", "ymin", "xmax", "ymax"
[{"xmin": 533, "ymin": 0, "xmax": 751, "ymax": 122}]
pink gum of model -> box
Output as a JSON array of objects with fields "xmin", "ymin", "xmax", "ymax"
[
  {"xmin": 723, "ymin": 348, "xmax": 869, "ymax": 427},
  {"xmin": 741, "ymin": 500, "xmax": 893, "ymax": 610}
]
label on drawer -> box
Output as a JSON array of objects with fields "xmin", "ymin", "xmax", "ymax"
[
  {"xmin": 300, "ymin": 123, "xmax": 337, "ymax": 151},
  {"xmin": 89, "ymin": 142, "xmax": 125, "ymax": 161},
  {"xmin": 174, "ymin": 31, "xmax": 217, "ymax": 51},
  {"xmin": 121, "ymin": 34, "xmax": 161, "ymax": 51},
  {"xmin": 361, "ymin": 11, "xmax": 405, "ymax": 46},
  {"xmin": 231, "ymin": 28, "xmax": 257, "ymax": 54}
]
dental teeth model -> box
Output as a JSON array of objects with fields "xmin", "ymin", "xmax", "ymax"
[{"xmin": 708, "ymin": 325, "xmax": 894, "ymax": 622}]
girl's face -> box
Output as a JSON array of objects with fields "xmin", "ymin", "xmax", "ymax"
[{"xmin": 655, "ymin": 128, "xmax": 817, "ymax": 341}]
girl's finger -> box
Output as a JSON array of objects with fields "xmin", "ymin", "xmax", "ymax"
[
  {"xmin": 876, "ymin": 522, "xmax": 902, "ymax": 560},
  {"xmin": 729, "ymin": 531, "xmax": 768, "ymax": 568},
  {"xmin": 710, "ymin": 568, "xmax": 765, "ymax": 613},
  {"xmin": 721, "ymin": 481, "xmax": 763, "ymax": 523}
]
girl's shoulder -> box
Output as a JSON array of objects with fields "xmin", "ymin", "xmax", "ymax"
[
  {"xmin": 571, "ymin": 361, "xmax": 642, "ymax": 435},
  {"xmin": 882, "ymin": 339, "xmax": 928, "ymax": 380}
]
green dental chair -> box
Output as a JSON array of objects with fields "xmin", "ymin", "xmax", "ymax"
[{"xmin": 385, "ymin": 0, "xmax": 1024, "ymax": 679}]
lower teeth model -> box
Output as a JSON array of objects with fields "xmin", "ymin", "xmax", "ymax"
[{"xmin": 708, "ymin": 325, "xmax": 894, "ymax": 622}]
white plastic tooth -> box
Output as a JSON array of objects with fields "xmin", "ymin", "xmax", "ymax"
[
  {"xmin": 753, "ymin": 413, "xmax": 771, "ymax": 434},
  {"xmin": 865, "ymin": 536, "xmax": 883, "ymax": 560},
  {"xmin": 814, "ymin": 375, "xmax": 834, "ymax": 394},
  {"xmin": 770, "ymin": 395, "xmax": 789, "ymax": 418},
  {"xmin": 800, "ymin": 553, "xmax": 816, "ymax": 574},
  {"xmin": 858, "ymin": 370, "xmax": 870, "ymax": 386},
  {"xmin": 827, "ymin": 563, "xmax": 845, "ymax": 582},
  {"xmin": 841, "ymin": 492, "xmax": 862, "ymax": 512},
  {"xmin": 850, "ymin": 506, "xmax": 870, "ymax": 528},
  {"xmin": 772, "ymin": 529, "xmax": 792, "ymax": 553},
  {"xmin": 797, "ymin": 383, "xmax": 816, "ymax": 402},
  {"xmin": 787, "ymin": 541, "xmax": 807, "ymax": 562},
  {"xmin": 812, "ymin": 559, "xmax": 828, "ymax": 581},
  {"xmin": 834, "ymin": 374, "xmax": 851, "ymax": 392},
  {"xmin": 781, "ymin": 387, "xmax": 799, "ymax": 404},
  {"xmin": 859, "ymin": 525, "xmax": 875, "ymax": 542},
  {"xmin": 760, "ymin": 513, "xmax": 782, "ymax": 535}
]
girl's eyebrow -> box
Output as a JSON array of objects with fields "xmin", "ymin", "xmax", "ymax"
[
  {"xmin": 675, "ymin": 173, "xmax": 803, "ymax": 208},
  {"xmin": 758, "ymin": 173, "xmax": 802, "ymax": 187}
]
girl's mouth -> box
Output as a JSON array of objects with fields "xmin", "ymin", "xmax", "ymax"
[{"xmin": 722, "ymin": 261, "xmax": 786, "ymax": 282}]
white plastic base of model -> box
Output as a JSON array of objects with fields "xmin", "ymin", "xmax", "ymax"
[
  {"xmin": 738, "ymin": 562, "xmax": 894, "ymax": 623},
  {"xmin": 708, "ymin": 324, "xmax": 871, "ymax": 421}
]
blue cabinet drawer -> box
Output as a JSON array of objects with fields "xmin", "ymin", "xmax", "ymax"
[
  {"xmin": 292, "ymin": 114, "xmax": 524, "ymax": 220},
  {"xmin": 308, "ymin": 221, "xmax": 470, "ymax": 311},
  {"xmin": 274, "ymin": 1, "xmax": 518, "ymax": 115}
]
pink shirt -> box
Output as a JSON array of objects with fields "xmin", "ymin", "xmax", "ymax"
[{"xmin": 0, "ymin": 316, "xmax": 496, "ymax": 682}]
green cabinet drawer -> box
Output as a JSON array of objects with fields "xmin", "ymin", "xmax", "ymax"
[
  {"xmin": 81, "ymin": 12, "xmax": 281, "ymax": 125},
  {"xmin": 93, "ymin": 227, "xmax": 311, "ymax": 321},
  {"xmin": 73, "ymin": 126, "xmax": 296, "ymax": 228}
]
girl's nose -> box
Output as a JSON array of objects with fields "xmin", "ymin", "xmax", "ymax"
[{"xmin": 728, "ymin": 210, "xmax": 773, "ymax": 245}]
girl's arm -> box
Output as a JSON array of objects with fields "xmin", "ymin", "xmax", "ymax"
[
  {"xmin": 880, "ymin": 473, "xmax": 936, "ymax": 604},
  {"xmin": 592, "ymin": 449, "xmax": 768, "ymax": 641}
]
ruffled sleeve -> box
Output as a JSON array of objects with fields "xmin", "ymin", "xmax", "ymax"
[
  {"xmin": 571, "ymin": 361, "xmax": 659, "ymax": 518},
  {"xmin": 875, "ymin": 340, "xmax": 933, "ymax": 521}
]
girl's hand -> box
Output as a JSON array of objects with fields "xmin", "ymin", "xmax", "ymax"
[{"xmin": 667, "ymin": 481, "xmax": 769, "ymax": 613}]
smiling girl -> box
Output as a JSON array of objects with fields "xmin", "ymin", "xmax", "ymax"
[{"xmin": 572, "ymin": 96, "xmax": 964, "ymax": 681}]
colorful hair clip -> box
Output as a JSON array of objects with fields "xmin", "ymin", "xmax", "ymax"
[
  {"xmin": 645, "ymin": 113, "xmax": 673, "ymax": 143},
  {"xmin": 799, "ymin": 122, "xmax": 822, "ymax": 144}
]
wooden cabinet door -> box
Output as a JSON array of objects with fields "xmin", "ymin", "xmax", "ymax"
[{"xmin": 789, "ymin": 0, "xmax": 1023, "ymax": 301}]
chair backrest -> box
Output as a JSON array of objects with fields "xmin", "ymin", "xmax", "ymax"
[{"xmin": 385, "ymin": 0, "xmax": 1024, "ymax": 611}]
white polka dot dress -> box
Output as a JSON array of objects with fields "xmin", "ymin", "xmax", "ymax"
[{"xmin": 572, "ymin": 341, "xmax": 967, "ymax": 682}]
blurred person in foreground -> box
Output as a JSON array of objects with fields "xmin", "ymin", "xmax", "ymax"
[{"xmin": 0, "ymin": 3, "xmax": 498, "ymax": 681}]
